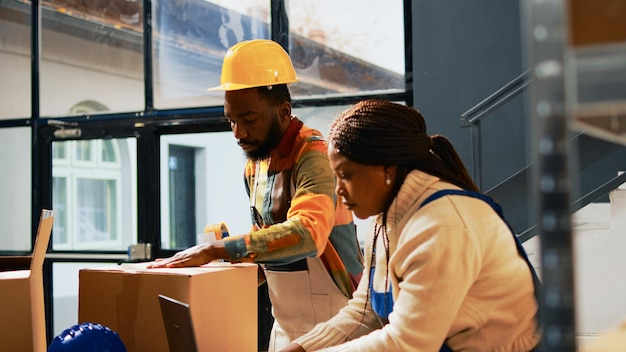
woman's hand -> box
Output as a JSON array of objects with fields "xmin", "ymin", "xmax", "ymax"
[
  {"xmin": 279, "ymin": 343, "xmax": 306, "ymax": 352},
  {"xmin": 147, "ymin": 240, "xmax": 228, "ymax": 268}
]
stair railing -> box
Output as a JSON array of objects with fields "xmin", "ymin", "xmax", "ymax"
[
  {"xmin": 460, "ymin": 69, "xmax": 532, "ymax": 189},
  {"xmin": 462, "ymin": 72, "xmax": 626, "ymax": 242}
]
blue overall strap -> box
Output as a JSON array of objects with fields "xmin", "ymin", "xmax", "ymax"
[
  {"xmin": 420, "ymin": 189, "xmax": 542, "ymax": 352},
  {"xmin": 439, "ymin": 344, "xmax": 454, "ymax": 352}
]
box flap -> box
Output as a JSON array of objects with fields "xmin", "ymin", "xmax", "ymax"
[{"xmin": 30, "ymin": 209, "xmax": 54, "ymax": 271}]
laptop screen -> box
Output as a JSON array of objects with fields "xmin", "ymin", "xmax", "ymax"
[{"xmin": 158, "ymin": 294, "xmax": 199, "ymax": 352}]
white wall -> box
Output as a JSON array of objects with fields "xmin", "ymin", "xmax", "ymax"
[{"xmin": 523, "ymin": 184, "xmax": 626, "ymax": 347}]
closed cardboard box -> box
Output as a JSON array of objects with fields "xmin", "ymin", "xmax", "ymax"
[
  {"xmin": 581, "ymin": 319, "xmax": 626, "ymax": 352},
  {"xmin": 0, "ymin": 209, "xmax": 55, "ymax": 352},
  {"xmin": 79, "ymin": 262, "xmax": 257, "ymax": 352}
]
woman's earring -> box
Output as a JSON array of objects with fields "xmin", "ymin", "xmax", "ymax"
[{"xmin": 385, "ymin": 175, "xmax": 391, "ymax": 185}]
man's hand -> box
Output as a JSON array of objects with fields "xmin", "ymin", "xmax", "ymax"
[{"xmin": 147, "ymin": 240, "xmax": 228, "ymax": 268}]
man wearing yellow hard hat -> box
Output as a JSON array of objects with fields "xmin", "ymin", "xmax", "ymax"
[{"xmin": 149, "ymin": 39, "xmax": 364, "ymax": 351}]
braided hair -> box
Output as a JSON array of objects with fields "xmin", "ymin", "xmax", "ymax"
[{"xmin": 328, "ymin": 99, "xmax": 479, "ymax": 218}]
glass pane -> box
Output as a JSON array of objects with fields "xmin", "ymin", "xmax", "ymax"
[
  {"xmin": 41, "ymin": 1, "xmax": 144, "ymax": 117},
  {"xmin": 53, "ymin": 142, "xmax": 66, "ymax": 160},
  {"xmin": 153, "ymin": 0, "xmax": 270, "ymax": 109},
  {"xmin": 160, "ymin": 132, "xmax": 248, "ymax": 249},
  {"xmin": 0, "ymin": 127, "xmax": 32, "ymax": 250},
  {"xmin": 102, "ymin": 140, "xmax": 117, "ymax": 162},
  {"xmin": 287, "ymin": 0, "xmax": 405, "ymax": 98},
  {"xmin": 52, "ymin": 177, "xmax": 67, "ymax": 244},
  {"xmin": 77, "ymin": 178, "xmax": 118, "ymax": 241},
  {"xmin": 52, "ymin": 138, "xmax": 137, "ymax": 251},
  {"xmin": 0, "ymin": 1, "xmax": 31, "ymax": 119},
  {"xmin": 75, "ymin": 141, "xmax": 92, "ymax": 162},
  {"xmin": 52, "ymin": 262, "xmax": 116, "ymax": 337}
]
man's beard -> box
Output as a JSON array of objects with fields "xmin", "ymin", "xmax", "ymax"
[{"xmin": 244, "ymin": 117, "xmax": 283, "ymax": 161}]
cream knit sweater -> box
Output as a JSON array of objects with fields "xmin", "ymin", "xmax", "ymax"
[{"xmin": 293, "ymin": 170, "xmax": 540, "ymax": 351}]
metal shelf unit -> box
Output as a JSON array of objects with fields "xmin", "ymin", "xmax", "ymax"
[{"xmin": 524, "ymin": 0, "xmax": 626, "ymax": 350}]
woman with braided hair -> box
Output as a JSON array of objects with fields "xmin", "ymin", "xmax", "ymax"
[{"xmin": 281, "ymin": 99, "xmax": 541, "ymax": 351}]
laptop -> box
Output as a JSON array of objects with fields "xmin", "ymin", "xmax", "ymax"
[{"xmin": 158, "ymin": 294, "xmax": 199, "ymax": 352}]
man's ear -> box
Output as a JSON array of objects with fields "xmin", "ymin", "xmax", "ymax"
[{"xmin": 278, "ymin": 101, "xmax": 292, "ymax": 122}]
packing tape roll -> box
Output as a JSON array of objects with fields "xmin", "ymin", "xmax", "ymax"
[{"xmin": 204, "ymin": 222, "xmax": 230, "ymax": 240}]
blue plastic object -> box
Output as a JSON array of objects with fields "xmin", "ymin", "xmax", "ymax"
[{"xmin": 48, "ymin": 322, "xmax": 127, "ymax": 352}]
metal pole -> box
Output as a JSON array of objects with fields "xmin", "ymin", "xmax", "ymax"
[{"xmin": 524, "ymin": 0, "xmax": 577, "ymax": 350}]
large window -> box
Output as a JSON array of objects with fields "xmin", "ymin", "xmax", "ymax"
[{"xmin": 1, "ymin": 0, "xmax": 409, "ymax": 341}]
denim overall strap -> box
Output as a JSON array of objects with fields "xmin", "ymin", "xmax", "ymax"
[{"xmin": 419, "ymin": 189, "xmax": 542, "ymax": 352}]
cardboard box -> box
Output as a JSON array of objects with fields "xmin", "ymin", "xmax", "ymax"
[
  {"xmin": 79, "ymin": 261, "xmax": 258, "ymax": 352},
  {"xmin": 568, "ymin": 0, "xmax": 626, "ymax": 47},
  {"xmin": 0, "ymin": 209, "xmax": 55, "ymax": 352},
  {"xmin": 580, "ymin": 319, "xmax": 626, "ymax": 352}
]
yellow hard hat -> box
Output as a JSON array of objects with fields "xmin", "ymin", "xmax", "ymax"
[{"xmin": 208, "ymin": 39, "xmax": 299, "ymax": 91}]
